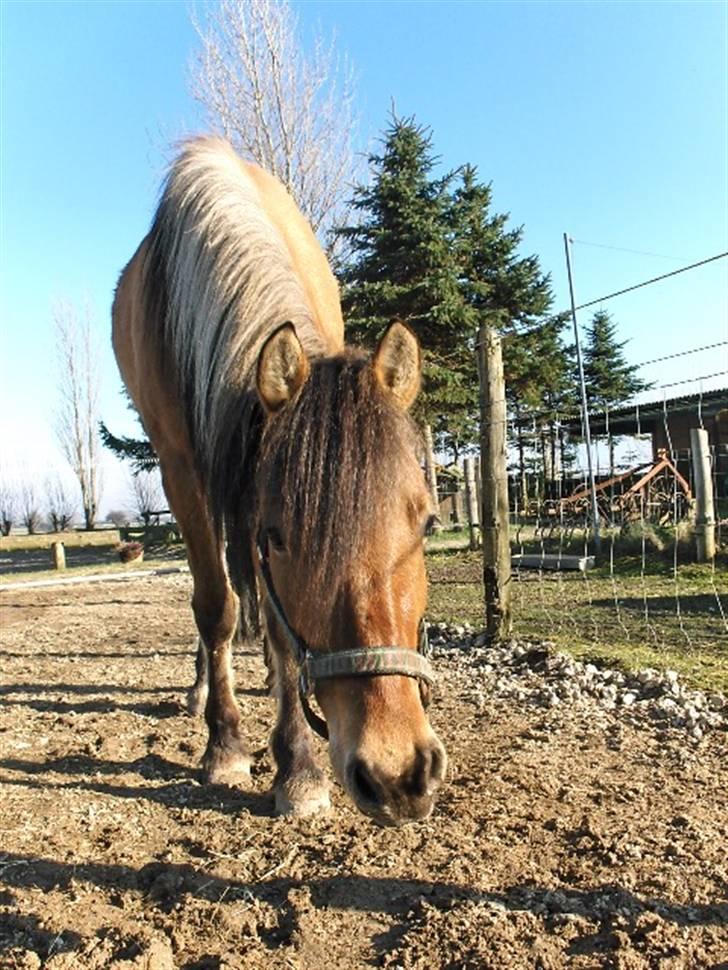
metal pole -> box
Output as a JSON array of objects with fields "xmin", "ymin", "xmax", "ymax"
[{"xmin": 564, "ymin": 232, "xmax": 601, "ymax": 552}]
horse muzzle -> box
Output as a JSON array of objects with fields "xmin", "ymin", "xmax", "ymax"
[{"xmin": 344, "ymin": 735, "xmax": 447, "ymax": 826}]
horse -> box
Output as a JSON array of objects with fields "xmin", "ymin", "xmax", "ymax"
[{"xmin": 112, "ymin": 137, "xmax": 447, "ymax": 825}]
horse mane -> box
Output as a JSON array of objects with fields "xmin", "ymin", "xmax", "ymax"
[
  {"xmin": 259, "ymin": 351, "xmax": 424, "ymax": 632},
  {"xmin": 143, "ymin": 136, "xmax": 328, "ymax": 521}
]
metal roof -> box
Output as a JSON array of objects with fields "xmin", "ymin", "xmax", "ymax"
[{"xmin": 558, "ymin": 387, "xmax": 728, "ymax": 435}]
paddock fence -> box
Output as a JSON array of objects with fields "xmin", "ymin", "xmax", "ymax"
[{"xmin": 431, "ymin": 378, "xmax": 728, "ymax": 659}]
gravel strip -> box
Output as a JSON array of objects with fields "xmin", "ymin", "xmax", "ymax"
[{"xmin": 428, "ymin": 622, "xmax": 727, "ymax": 740}]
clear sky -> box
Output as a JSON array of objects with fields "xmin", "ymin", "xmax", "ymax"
[{"xmin": 1, "ymin": 0, "xmax": 726, "ymax": 514}]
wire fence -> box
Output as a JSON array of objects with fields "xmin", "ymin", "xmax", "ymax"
[{"xmin": 433, "ymin": 375, "xmax": 728, "ymax": 658}]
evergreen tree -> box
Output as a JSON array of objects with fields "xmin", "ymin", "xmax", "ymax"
[
  {"xmin": 450, "ymin": 164, "xmax": 567, "ymax": 470},
  {"xmin": 99, "ymin": 421, "xmax": 158, "ymax": 474},
  {"xmin": 338, "ymin": 115, "xmax": 470, "ymax": 436},
  {"xmin": 337, "ymin": 116, "xmax": 568, "ymax": 467},
  {"xmin": 582, "ymin": 309, "xmax": 651, "ymax": 476},
  {"xmin": 583, "ymin": 310, "xmax": 650, "ymax": 408},
  {"xmin": 99, "ymin": 390, "xmax": 158, "ymax": 475}
]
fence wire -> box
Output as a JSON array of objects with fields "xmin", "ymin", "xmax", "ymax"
[{"xmin": 431, "ymin": 374, "xmax": 727, "ymax": 663}]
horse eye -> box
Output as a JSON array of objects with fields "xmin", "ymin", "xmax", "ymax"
[{"xmin": 267, "ymin": 527, "xmax": 286, "ymax": 552}]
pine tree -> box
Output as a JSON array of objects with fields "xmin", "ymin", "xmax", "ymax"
[
  {"xmin": 99, "ymin": 390, "xmax": 158, "ymax": 475},
  {"xmin": 99, "ymin": 421, "xmax": 158, "ymax": 474},
  {"xmin": 583, "ymin": 310, "xmax": 650, "ymax": 408},
  {"xmin": 582, "ymin": 309, "xmax": 651, "ymax": 476},
  {"xmin": 449, "ymin": 164, "xmax": 567, "ymax": 478},
  {"xmin": 338, "ymin": 115, "xmax": 470, "ymax": 436},
  {"xmin": 337, "ymin": 117, "xmax": 568, "ymax": 470}
]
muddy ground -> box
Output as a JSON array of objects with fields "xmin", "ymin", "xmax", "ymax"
[{"xmin": 0, "ymin": 575, "xmax": 726, "ymax": 969}]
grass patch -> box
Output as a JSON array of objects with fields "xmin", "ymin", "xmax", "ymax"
[{"xmin": 426, "ymin": 549, "xmax": 728, "ymax": 694}]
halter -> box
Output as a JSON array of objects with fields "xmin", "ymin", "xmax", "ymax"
[{"xmin": 256, "ymin": 537, "xmax": 435, "ymax": 740}]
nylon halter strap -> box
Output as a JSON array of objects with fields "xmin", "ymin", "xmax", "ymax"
[{"xmin": 255, "ymin": 538, "xmax": 434, "ymax": 741}]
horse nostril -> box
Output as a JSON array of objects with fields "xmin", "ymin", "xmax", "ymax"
[
  {"xmin": 409, "ymin": 741, "xmax": 446, "ymax": 798},
  {"xmin": 350, "ymin": 758, "xmax": 384, "ymax": 808},
  {"xmin": 430, "ymin": 743, "xmax": 446, "ymax": 787}
]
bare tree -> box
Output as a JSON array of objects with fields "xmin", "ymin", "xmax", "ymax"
[
  {"xmin": 19, "ymin": 482, "xmax": 42, "ymax": 534},
  {"xmin": 54, "ymin": 300, "xmax": 103, "ymax": 530},
  {"xmin": 0, "ymin": 477, "xmax": 16, "ymax": 536},
  {"xmin": 107, "ymin": 508, "xmax": 132, "ymax": 528},
  {"xmin": 190, "ymin": 0, "xmax": 358, "ymax": 249},
  {"xmin": 129, "ymin": 469, "xmax": 165, "ymax": 526},
  {"xmin": 45, "ymin": 476, "xmax": 76, "ymax": 532}
]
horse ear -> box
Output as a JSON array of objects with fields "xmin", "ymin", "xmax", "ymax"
[
  {"xmin": 372, "ymin": 320, "xmax": 421, "ymax": 410},
  {"xmin": 257, "ymin": 323, "xmax": 310, "ymax": 412}
]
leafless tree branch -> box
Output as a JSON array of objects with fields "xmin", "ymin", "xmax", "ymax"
[
  {"xmin": 190, "ymin": 0, "xmax": 359, "ymax": 256},
  {"xmin": 0, "ymin": 476, "xmax": 17, "ymax": 536},
  {"xmin": 54, "ymin": 299, "xmax": 103, "ymax": 530},
  {"xmin": 45, "ymin": 476, "xmax": 76, "ymax": 532},
  {"xmin": 129, "ymin": 469, "xmax": 165, "ymax": 526},
  {"xmin": 19, "ymin": 482, "xmax": 42, "ymax": 535}
]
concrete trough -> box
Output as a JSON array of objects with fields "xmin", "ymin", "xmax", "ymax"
[{"xmin": 512, "ymin": 553, "xmax": 595, "ymax": 572}]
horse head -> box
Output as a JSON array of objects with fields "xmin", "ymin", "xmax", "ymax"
[{"xmin": 256, "ymin": 320, "xmax": 447, "ymax": 825}]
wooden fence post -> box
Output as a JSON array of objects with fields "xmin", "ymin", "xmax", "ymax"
[
  {"xmin": 463, "ymin": 457, "xmax": 481, "ymax": 550},
  {"xmin": 423, "ymin": 423, "xmax": 442, "ymax": 531},
  {"xmin": 474, "ymin": 456, "xmax": 482, "ymax": 525},
  {"xmin": 477, "ymin": 324, "xmax": 512, "ymax": 640},
  {"xmin": 689, "ymin": 427, "xmax": 716, "ymax": 562},
  {"xmin": 51, "ymin": 541, "xmax": 66, "ymax": 571}
]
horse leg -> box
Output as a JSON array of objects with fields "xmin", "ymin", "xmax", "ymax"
[
  {"xmin": 160, "ymin": 453, "xmax": 251, "ymax": 785},
  {"xmin": 262, "ymin": 635, "xmax": 276, "ymax": 695},
  {"xmin": 187, "ymin": 636, "xmax": 209, "ymax": 717},
  {"xmin": 268, "ymin": 637, "xmax": 329, "ymax": 815}
]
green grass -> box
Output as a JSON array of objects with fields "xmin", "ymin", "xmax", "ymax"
[{"xmin": 426, "ymin": 549, "xmax": 728, "ymax": 694}]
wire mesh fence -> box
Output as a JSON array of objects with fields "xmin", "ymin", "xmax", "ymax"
[{"xmin": 431, "ymin": 379, "xmax": 728, "ymax": 662}]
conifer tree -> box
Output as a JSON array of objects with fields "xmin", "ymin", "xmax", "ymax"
[
  {"xmin": 583, "ymin": 310, "xmax": 649, "ymax": 408},
  {"xmin": 582, "ymin": 309, "xmax": 651, "ymax": 475},
  {"xmin": 338, "ymin": 115, "xmax": 470, "ymax": 437},
  {"xmin": 338, "ymin": 118, "xmax": 569, "ymax": 484},
  {"xmin": 449, "ymin": 164, "xmax": 565, "ymax": 475}
]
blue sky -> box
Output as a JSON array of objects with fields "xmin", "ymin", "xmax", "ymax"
[{"xmin": 1, "ymin": 0, "xmax": 726, "ymax": 512}]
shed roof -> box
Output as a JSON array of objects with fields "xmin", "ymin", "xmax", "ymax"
[{"xmin": 559, "ymin": 387, "xmax": 728, "ymax": 436}]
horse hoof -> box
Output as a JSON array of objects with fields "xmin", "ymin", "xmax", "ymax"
[
  {"xmin": 275, "ymin": 773, "xmax": 330, "ymax": 816},
  {"xmin": 203, "ymin": 747, "xmax": 252, "ymax": 787},
  {"xmin": 187, "ymin": 687, "xmax": 208, "ymax": 718}
]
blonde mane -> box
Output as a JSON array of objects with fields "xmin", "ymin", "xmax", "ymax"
[{"xmin": 144, "ymin": 137, "xmax": 329, "ymax": 506}]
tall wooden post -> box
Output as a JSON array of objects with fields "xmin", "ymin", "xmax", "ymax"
[
  {"xmin": 423, "ymin": 423, "xmax": 442, "ymax": 531},
  {"xmin": 474, "ymin": 456, "xmax": 482, "ymax": 522},
  {"xmin": 477, "ymin": 324, "xmax": 512, "ymax": 640},
  {"xmin": 463, "ymin": 457, "xmax": 481, "ymax": 550},
  {"xmin": 690, "ymin": 428, "xmax": 716, "ymax": 562},
  {"xmin": 51, "ymin": 541, "xmax": 66, "ymax": 571}
]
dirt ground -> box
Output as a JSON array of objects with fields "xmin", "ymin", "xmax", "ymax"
[{"xmin": 0, "ymin": 575, "xmax": 726, "ymax": 969}]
